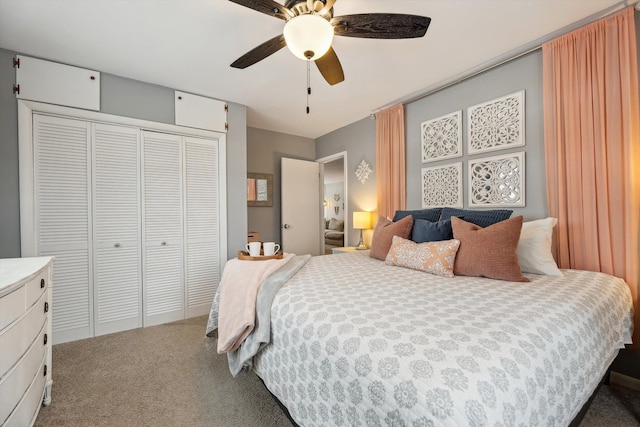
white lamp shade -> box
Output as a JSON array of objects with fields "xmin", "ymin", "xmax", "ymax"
[
  {"xmin": 283, "ymin": 14, "xmax": 334, "ymax": 60},
  {"xmin": 353, "ymin": 211, "xmax": 372, "ymax": 230}
]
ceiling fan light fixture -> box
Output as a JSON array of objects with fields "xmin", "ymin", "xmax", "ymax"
[{"xmin": 283, "ymin": 14, "xmax": 334, "ymax": 60}]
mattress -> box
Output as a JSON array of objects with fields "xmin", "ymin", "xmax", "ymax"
[{"xmin": 252, "ymin": 251, "xmax": 633, "ymax": 426}]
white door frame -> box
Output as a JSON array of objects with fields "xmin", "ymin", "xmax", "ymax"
[{"xmin": 316, "ymin": 151, "xmax": 348, "ymax": 251}]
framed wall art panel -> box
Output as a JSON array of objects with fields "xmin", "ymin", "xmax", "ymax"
[
  {"xmin": 421, "ymin": 162, "xmax": 463, "ymax": 208},
  {"xmin": 468, "ymin": 151, "xmax": 525, "ymax": 207},
  {"xmin": 421, "ymin": 110, "xmax": 462, "ymax": 163},
  {"xmin": 467, "ymin": 90, "xmax": 525, "ymax": 154}
]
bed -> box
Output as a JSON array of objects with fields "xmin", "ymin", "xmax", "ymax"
[{"xmin": 207, "ymin": 214, "xmax": 634, "ymax": 426}]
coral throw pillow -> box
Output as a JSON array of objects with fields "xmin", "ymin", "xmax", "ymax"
[
  {"xmin": 369, "ymin": 215, "xmax": 413, "ymax": 260},
  {"xmin": 385, "ymin": 236, "xmax": 460, "ymax": 278},
  {"xmin": 451, "ymin": 216, "xmax": 529, "ymax": 282}
]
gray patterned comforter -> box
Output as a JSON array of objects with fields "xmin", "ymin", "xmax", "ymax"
[{"xmin": 252, "ymin": 251, "xmax": 633, "ymax": 426}]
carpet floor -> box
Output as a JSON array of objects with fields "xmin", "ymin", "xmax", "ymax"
[{"xmin": 35, "ymin": 316, "xmax": 640, "ymax": 427}]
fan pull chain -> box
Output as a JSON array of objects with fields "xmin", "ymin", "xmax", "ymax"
[{"xmin": 306, "ymin": 59, "xmax": 311, "ymax": 114}]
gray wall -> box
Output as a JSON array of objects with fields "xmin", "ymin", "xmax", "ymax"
[
  {"xmin": 316, "ymin": 53, "xmax": 547, "ymax": 241},
  {"xmin": 0, "ymin": 49, "xmax": 20, "ymax": 258},
  {"xmin": 405, "ymin": 51, "xmax": 547, "ymax": 221},
  {"xmin": 247, "ymin": 127, "xmax": 315, "ymax": 243},
  {"xmin": 316, "ymin": 117, "xmax": 376, "ymax": 247},
  {"xmin": 0, "ymin": 48, "xmax": 247, "ymax": 260}
]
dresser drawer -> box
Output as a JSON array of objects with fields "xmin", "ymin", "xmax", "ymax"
[
  {"xmin": 0, "ymin": 287, "xmax": 25, "ymax": 331},
  {"xmin": 3, "ymin": 355, "xmax": 46, "ymax": 427},
  {"xmin": 0, "ymin": 320, "xmax": 47, "ymax": 424},
  {"xmin": 0, "ymin": 292, "xmax": 48, "ymax": 377},
  {"xmin": 25, "ymin": 269, "xmax": 48, "ymax": 311}
]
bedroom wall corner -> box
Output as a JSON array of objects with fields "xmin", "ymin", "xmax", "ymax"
[
  {"xmin": 226, "ymin": 102, "xmax": 248, "ymax": 259},
  {"xmin": 247, "ymin": 127, "xmax": 316, "ymax": 243},
  {"xmin": 316, "ymin": 117, "xmax": 377, "ymax": 247}
]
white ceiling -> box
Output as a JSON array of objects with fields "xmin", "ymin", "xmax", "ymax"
[{"xmin": 0, "ymin": 0, "xmax": 626, "ymax": 139}]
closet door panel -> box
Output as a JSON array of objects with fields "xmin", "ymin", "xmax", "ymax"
[
  {"xmin": 33, "ymin": 114, "xmax": 92, "ymax": 343},
  {"xmin": 142, "ymin": 131, "xmax": 184, "ymax": 326},
  {"xmin": 92, "ymin": 123, "xmax": 141, "ymax": 336},
  {"xmin": 184, "ymin": 137, "xmax": 220, "ymax": 317}
]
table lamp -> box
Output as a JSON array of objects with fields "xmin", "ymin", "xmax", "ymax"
[{"xmin": 353, "ymin": 211, "xmax": 372, "ymax": 250}]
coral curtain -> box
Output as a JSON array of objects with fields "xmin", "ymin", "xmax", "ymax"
[
  {"xmin": 375, "ymin": 104, "xmax": 406, "ymax": 219},
  {"xmin": 542, "ymin": 7, "xmax": 640, "ymax": 344}
]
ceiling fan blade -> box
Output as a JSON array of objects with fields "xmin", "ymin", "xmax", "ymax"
[
  {"xmin": 315, "ymin": 47, "xmax": 344, "ymax": 86},
  {"xmin": 331, "ymin": 14, "xmax": 431, "ymax": 39},
  {"xmin": 317, "ymin": 0, "xmax": 336, "ymax": 16},
  {"xmin": 228, "ymin": 0, "xmax": 293, "ymax": 20},
  {"xmin": 230, "ymin": 34, "xmax": 287, "ymax": 69}
]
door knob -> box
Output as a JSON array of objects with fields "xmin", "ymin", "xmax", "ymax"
[{"xmin": 282, "ymin": 224, "xmax": 291, "ymax": 229}]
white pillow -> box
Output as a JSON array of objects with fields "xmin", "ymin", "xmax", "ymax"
[{"xmin": 517, "ymin": 217, "xmax": 563, "ymax": 276}]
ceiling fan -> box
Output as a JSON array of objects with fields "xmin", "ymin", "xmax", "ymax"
[{"xmin": 229, "ymin": 0, "xmax": 431, "ymax": 86}]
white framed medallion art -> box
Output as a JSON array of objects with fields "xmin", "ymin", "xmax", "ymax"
[
  {"xmin": 468, "ymin": 151, "xmax": 525, "ymax": 207},
  {"xmin": 467, "ymin": 90, "xmax": 525, "ymax": 154},
  {"xmin": 421, "ymin": 110, "xmax": 462, "ymax": 163},
  {"xmin": 421, "ymin": 162, "xmax": 463, "ymax": 208}
]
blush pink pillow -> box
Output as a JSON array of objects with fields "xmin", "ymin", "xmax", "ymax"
[
  {"xmin": 385, "ymin": 236, "xmax": 460, "ymax": 278},
  {"xmin": 369, "ymin": 215, "xmax": 413, "ymax": 260},
  {"xmin": 451, "ymin": 216, "xmax": 529, "ymax": 282}
]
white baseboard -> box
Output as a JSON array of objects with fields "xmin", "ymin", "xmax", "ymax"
[{"xmin": 610, "ymin": 371, "xmax": 640, "ymax": 391}]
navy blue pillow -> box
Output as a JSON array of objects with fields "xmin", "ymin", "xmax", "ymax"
[
  {"xmin": 411, "ymin": 218, "xmax": 453, "ymax": 243},
  {"xmin": 439, "ymin": 207, "xmax": 512, "ymax": 228},
  {"xmin": 393, "ymin": 208, "xmax": 442, "ymax": 223}
]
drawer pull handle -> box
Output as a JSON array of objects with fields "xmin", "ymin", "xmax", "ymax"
[
  {"xmin": 44, "ymin": 302, "xmax": 49, "ymax": 313},
  {"xmin": 44, "ymin": 365, "xmax": 47, "ymax": 376},
  {"xmin": 114, "ymin": 243, "xmax": 121, "ymax": 248},
  {"xmin": 41, "ymin": 278, "xmax": 45, "ymax": 288},
  {"xmin": 44, "ymin": 333, "xmax": 48, "ymax": 345},
  {"xmin": 161, "ymin": 241, "xmax": 167, "ymax": 246}
]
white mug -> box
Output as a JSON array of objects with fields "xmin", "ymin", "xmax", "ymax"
[
  {"xmin": 246, "ymin": 241, "xmax": 261, "ymax": 257},
  {"xmin": 263, "ymin": 242, "xmax": 280, "ymax": 256}
]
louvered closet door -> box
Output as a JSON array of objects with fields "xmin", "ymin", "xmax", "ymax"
[
  {"xmin": 34, "ymin": 114, "xmax": 92, "ymax": 344},
  {"xmin": 142, "ymin": 131, "xmax": 184, "ymax": 326},
  {"xmin": 184, "ymin": 136, "xmax": 220, "ymax": 317},
  {"xmin": 92, "ymin": 123, "xmax": 142, "ymax": 336}
]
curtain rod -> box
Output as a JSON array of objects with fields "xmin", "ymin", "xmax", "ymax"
[{"xmin": 371, "ymin": 0, "xmax": 638, "ymax": 115}]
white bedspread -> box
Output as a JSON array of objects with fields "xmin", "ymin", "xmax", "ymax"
[{"xmin": 253, "ymin": 252, "xmax": 633, "ymax": 426}]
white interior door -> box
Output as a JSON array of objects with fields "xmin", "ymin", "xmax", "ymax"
[
  {"xmin": 281, "ymin": 158, "xmax": 322, "ymax": 256},
  {"xmin": 92, "ymin": 123, "xmax": 142, "ymax": 336},
  {"xmin": 142, "ymin": 131, "xmax": 184, "ymax": 326},
  {"xmin": 184, "ymin": 136, "xmax": 222, "ymax": 317},
  {"xmin": 33, "ymin": 114, "xmax": 93, "ymax": 344}
]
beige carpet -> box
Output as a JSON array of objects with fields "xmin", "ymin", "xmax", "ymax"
[
  {"xmin": 35, "ymin": 316, "xmax": 640, "ymax": 427},
  {"xmin": 35, "ymin": 316, "xmax": 293, "ymax": 427}
]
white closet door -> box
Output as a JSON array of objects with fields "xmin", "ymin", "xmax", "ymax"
[
  {"xmin": 184, "ymin": 136, "xmax": 220, "ymax": 317},
  {"xmin": 34, "ymin": 114, "xmax": 92, "ymax": 344},
  {"xmin": 92, "ymin": 123, "xmax": 142, "ymax": 336},
  {"xmin": 141, "ymin": 131, "xmax": 184, "ymax": 326}
]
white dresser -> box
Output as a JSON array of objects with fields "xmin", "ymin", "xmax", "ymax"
[{"xmin": 0, "ymin": 257, "xmax": 53, "ymax": 427}]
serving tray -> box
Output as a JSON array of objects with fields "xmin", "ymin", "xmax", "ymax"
[{"xmin": 237, "ymin": 250, "xmax": 283, "ymax": 261}]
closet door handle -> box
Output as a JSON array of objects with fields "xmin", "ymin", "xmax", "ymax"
[
  {"xmin": 114, "ymin": 243, "xmax": 121, "ymax": 248},
  {"xmin": 161, "ymin": 241, "xmax": 167, "ymax": 246}
]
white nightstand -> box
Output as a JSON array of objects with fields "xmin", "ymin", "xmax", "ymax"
[{"xmin": 332, "ymin": 246, "xmax": 366, "ymax": 254}]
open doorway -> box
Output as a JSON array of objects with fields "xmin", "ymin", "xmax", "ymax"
[{"xmin": 317, "ymin": 152, "xmax": 348, "ymax": 254}]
